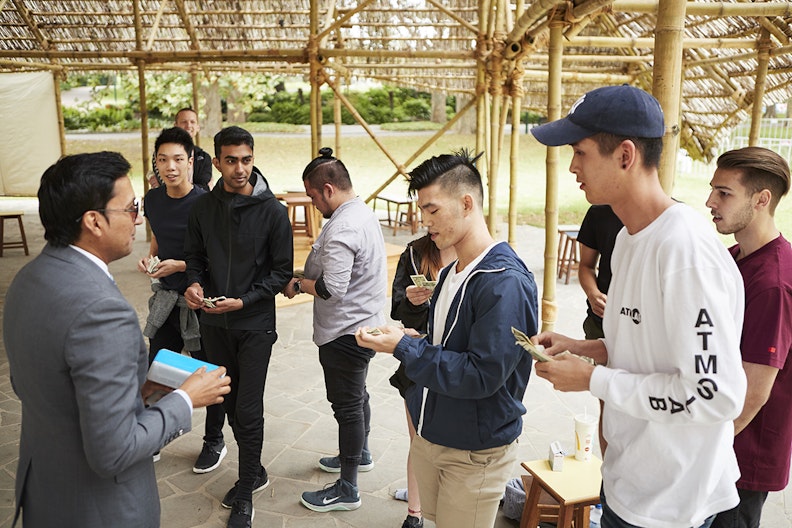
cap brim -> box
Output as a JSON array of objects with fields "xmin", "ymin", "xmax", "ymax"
[{"xmin": 530, "ymin": 118, "xmax": 596, "ymax": 147}]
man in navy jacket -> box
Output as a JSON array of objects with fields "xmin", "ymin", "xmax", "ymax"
[{"xmin": 357, "ymin": 151, "xmax": 538, "ymax": 528}]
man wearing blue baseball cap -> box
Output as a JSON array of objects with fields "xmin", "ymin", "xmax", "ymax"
[{"xmin": 530, "ymin": 85, "xmax": 748, "ymax": 528}]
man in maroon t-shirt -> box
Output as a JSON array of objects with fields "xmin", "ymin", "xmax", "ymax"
[{"xmin": 706, "ymin": 146, "xmax": 792, "ymax": 528}]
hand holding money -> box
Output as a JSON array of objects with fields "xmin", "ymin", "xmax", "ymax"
[
  {"xmin": 410, "ymin": 274, "xmax": 438, "ymax": 291},
  {"xmin": 146, "ymin": 255, "xmax": 161, "ymax": 274},
  {"xmin": 511, "ymin": 327, "xmax": 595, "ymax": 365},
  {"xmin": 355, "ymin": 326, "xmax": 404, "ymax": 354}
]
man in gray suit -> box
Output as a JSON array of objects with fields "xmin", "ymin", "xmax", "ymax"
[{"xmin": 3, "ymin": 152, "xmax": 231, "ymax": 528}]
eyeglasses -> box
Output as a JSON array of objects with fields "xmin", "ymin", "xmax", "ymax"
[{"xmin": 92, "ymin": 198, "xmax": 140, "ymax": 221}]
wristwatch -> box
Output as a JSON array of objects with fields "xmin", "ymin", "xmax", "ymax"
[{"xmin": 294, "ymin": 280, "xmax": 302, "ymax": 294}]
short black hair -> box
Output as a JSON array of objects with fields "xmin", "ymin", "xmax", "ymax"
[
  {"xmin": 213, "ymin": 126, "xmax": 254, "ymax": 158},
  {"xmin": 406, "ymin": 149, "xmax": 484, "ymax": 206},
  {"xmin": 38, "ymin": 152, "xmax": 131, "ymax": 247},
  {"xmin": 155, "ymin": 127, "xmax": 194, "ymax": 158},
  {"xmin": 302, "ymin": 147, "xmax": 352, "ymax": 191}
]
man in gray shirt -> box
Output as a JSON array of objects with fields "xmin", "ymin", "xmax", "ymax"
[{"xmin": 284, "ymin": 147, "xmax": 387, "ymax": 512}]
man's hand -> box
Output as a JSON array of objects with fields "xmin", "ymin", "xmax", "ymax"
[
  {"xmin": 202, "ymin": 297, "xmax": 243, "ymax": 314},
  {"xmin": 533, "ymin": 331, "xmax": 608, "ymax": 365},
  {"xmin": 137, "ymin": 256, "xmax": 150, "ymax": 274},
  {"xmin": 587, "ymin": 291, "xmax": 607, "ymax": 318},
  {"xmin": 141, "ymin": 379, "xmax": 173, "ymax": 403},
  {"xmin": 283, "ymin": 277, "xmax": 300, "ymax": 299},
  {"xmin": 405, "ymin": 285, "xmax": 433, "ymax": 306},
  {"xmin": 184, "ymin": 283, "xmax": 204, "ymax": 310},
  {"xmin": 354, "ymin": 326, "xmax": 405, "ymax": 354},
  {"xmin": 179, "ymin": 366, "xmax": 231, "ymax": 408},
  {"xmin": 535, "ymin": 354, "xmax": 596, "ymax": 392},
  {"xmin": 532, "ymin": 331, "xmax": 577, "ymax": 357},
  {"xmin": 146, "ymin": 259, "xmax": 184, "ymax": 279}
]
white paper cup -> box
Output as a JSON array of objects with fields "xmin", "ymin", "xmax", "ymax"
[{"xmin": 574, "ymin": 413, "xmax": 597, "ymax": 461}]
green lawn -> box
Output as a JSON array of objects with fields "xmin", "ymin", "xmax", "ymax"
[{"xmin": 64, "ymin": 130, "xmax": 792, "ymax": 240}]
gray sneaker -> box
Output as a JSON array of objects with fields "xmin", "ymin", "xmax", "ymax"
[
  {"xmin": 318, "ymin": 449, "xmax": 374, "ymax": 473},
  {"xmin": 300, "ymin": 478, "xmax": 361, "ymax": 512}
]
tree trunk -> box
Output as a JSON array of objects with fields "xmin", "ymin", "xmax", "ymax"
[
  {"xmin": 454, "ymin": 94, "xmax": 476, "ymax": 133},
  {"xmin": 431, "ymin": 91, "xmax": 447, "ymax": 123},
  {"xmin": 202, "ymin": 80, "xmax": 223, "ymax": 141}
]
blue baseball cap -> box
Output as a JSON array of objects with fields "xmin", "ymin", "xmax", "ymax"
[{"xmin": 530, "ymin": 85, "xmax": 665, "ymax": 146}]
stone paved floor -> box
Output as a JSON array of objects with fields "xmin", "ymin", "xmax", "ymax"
[{"xmin": 0, "ymin": 197, "xmax": 790, "ymax": 527}]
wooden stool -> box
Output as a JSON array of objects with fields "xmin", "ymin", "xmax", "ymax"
[
  {"xmin": 557, "ymin": 225, "xmax": 580, "ymax": 285},
  {"xmin": 0, "ymin": 211, "xmax": 29, "ymax": 257},
  {"xmin": 373, "ymin": 193, "xmax": 419, "ymax": 236},
  {"xmin": 520, "ymin": 456, "xmax": 601, "ymax": 528},
  {"xmin": 276, "ymin": 193, "xmax": 320, "ymax": 240}
]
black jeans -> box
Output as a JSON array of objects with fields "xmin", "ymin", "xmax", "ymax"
[
  {"xmin": 202, "ymin": 325, "xmax": 276, "ymax": 500},
  {"xmin": 319, "ymin": 334, "xmax": 375, "ymax": 486},
  {"xmin": 149, "ymin": 307, "xmax": 225, "ymax": 444},
  {"xmin": 711, "ymin": 489, "xmax": 768, "ymax": 528}
]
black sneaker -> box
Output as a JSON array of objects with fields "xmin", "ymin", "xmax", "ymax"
[
  {"xmin": 401, "ymin": 515, "xmax": 424, "ymax": 528},
  {"xmin": 300, "ymin": 478, "xmax": 361, "ymax": 512},
  {"xmin": 318, "ymin": 448, "xmax": 374, "ymax": 473},
  {"xmin": 227, "ymin": 499, "xmax": 254, "ymax": 528},
  {"xmin": 193, "ymin": 440, "xmax": 227, "ymax": 474},
  {"xmin": 221, "ymin": 468, "xmax": 270, "ymax": 509}
]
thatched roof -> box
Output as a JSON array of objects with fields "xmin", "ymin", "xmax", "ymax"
[{"xmin": 1, "ymin": 0, "xmax": 791, "ymax": 160}]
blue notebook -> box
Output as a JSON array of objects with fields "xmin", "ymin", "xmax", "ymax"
[{"xmin": 147, "ymin": 349, "xmax": 221, "ymax": 389}]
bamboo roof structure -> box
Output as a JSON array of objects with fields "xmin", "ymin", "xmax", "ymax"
[{"xmin": 0, "ymin": 0, "xmax": 790, "ymax": 161}]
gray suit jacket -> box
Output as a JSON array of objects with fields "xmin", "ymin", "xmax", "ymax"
[{"xmin": 3, "ymin": 245, "xmax": 193, "ymax": 527}]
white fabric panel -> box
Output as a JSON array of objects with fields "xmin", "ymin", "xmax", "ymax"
[{"xmin": 0, "ymin": 71, "xmax": 62, "ymax": 196}]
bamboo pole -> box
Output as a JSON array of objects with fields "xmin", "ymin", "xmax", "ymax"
[
  {"xmin": 52, "ymin": 70, "xmax": 66, "ymax": 156},
  {"xmin": 133, "ymin": 0, "xmax": 151, "ymax": 206},
  {"xmin": 309, "ymin": 0, "xmax": 320, "ymax": 157},
  {"xmin": 506, "ymin": 0, "xmax": 566, "ymax": 45},
  {"xmin": 542, "ymin": 18, "xmax": 564, "ymax": 333},
  {"xmin": 653, "ymin": 0, "xmax": 686, "ymax": 194},
  {"xmin": 191, "ymin": 68, "xmax": 201, "ymax": 147},
  {"xmin": 475, "ymin": 1, "xmax": 489, "ymax": 184},
  {"xmin": 334, "ymin": 78, "xmax": 342, "ymax": 159},
  {"xmin": 612, "ymin": 0, "xmax": 792, "ymax": 16},
  {"xmin": 144, "ymin": 0, "xmax": 167, "ymax": 50},
  {"xmin": 508, "ymin": 72, "xmax": 523, "ymax": 247},
  {"xmin": 566, "ymin": 36, "xmax": 756, "ymax": 49},
  {"xmin": 487, "ymin": 0, "xmax": 507, "ymax": 235},
  {"xmin": 749, "ymin": 29, "xmax": 771, "ymax": 146},
  {"xmin": 506, "ymin": 0, "xmax": 526, "ymax": 247}
]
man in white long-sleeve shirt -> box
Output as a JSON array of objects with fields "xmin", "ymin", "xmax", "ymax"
[
  {"xmin": 283, "ymin": 147, "xmax": 387, "ymax": 513},
  {"xmin": 530, "ymin": 85, "xmax": 747, "ymax": 528}
]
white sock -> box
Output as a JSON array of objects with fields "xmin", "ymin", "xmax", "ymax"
[{"xmin": 393, "ymin": 488, "xmax": 408, "ymax": 501}]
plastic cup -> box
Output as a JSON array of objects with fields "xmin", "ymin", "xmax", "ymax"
[{"xmin": 574, "ymin": 413, "xmax": 597, "ymax": 461}]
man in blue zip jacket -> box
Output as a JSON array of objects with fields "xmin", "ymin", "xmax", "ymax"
[
  {"xmin": 184, "ymin": 126, "xmax": 293, "ymax": 528},
  {"xmin": 356, "ymin": 150, "xmax": 538, "ymax": 528}
]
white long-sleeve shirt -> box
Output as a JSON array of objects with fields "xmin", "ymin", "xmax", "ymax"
[
  {"xmin": 590, "ymin": 203, "xmax": 746, "ymax": 528},
  {"xmin": 304, "ymin": 197, "xmax": 387, "ymax": 346}
]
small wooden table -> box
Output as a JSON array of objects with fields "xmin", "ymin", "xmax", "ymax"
[
  {"xmin": 520, "ymin": 456, "xmax": 601, "ymax": 528},
  {"xmin": 373, "ymin": 193, "xmax": 419, "ymax": 236}
]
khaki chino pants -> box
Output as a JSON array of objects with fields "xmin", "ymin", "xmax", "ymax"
[{"xmin": 411, "ymin": 434, "xmax": 518, "ymax": 528}]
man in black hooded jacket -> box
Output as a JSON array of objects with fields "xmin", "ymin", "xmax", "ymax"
[{"xmin": 184, "ymin": 126, "xmax": 293, "ymax": 528}]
